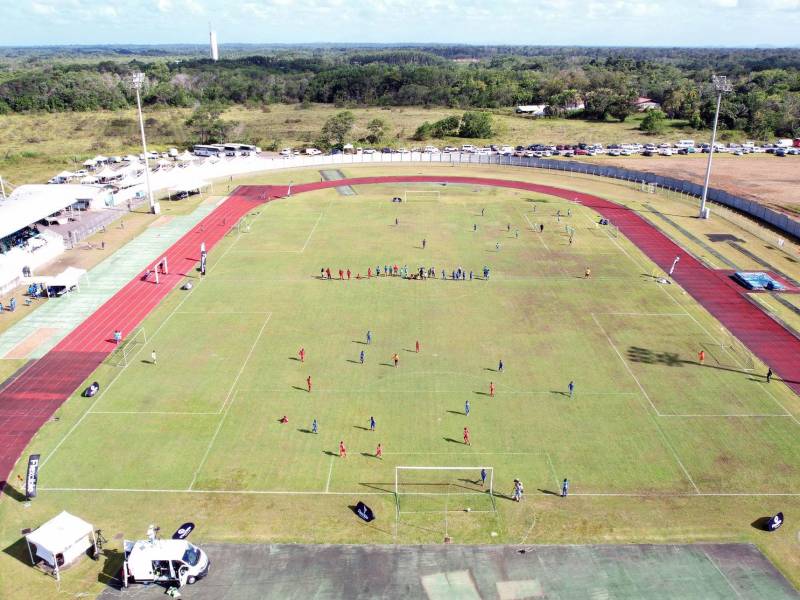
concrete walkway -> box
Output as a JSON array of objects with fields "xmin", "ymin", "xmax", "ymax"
[{"xmin": 0, "ymin": 201, "xmax": 220, "ymax": 360}]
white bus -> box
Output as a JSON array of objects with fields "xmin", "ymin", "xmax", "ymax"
[{"xmin": 193, "ymin": 145, "xmax": 224, "ymax": 157}]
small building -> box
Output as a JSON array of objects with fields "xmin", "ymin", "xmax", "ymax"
[{"xmin": 635, "ymin": 97, "xmax": 661, "ymax": 111}]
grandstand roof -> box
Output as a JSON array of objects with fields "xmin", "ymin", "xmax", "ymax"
[{"xmin": 0, "ymin": 184, "xmax": 110, "ymax": 239}]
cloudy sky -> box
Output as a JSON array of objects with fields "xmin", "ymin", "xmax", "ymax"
[{"xmin": 4, "ymin": 0, "xmax": 800, "ymax": 47}]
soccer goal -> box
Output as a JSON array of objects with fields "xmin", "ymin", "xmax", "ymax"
[
  {"xmin": 107, "ymin": 327, "xmax": 147, "ymax": 367},
  {"xmin": 720, "ymin": 333, "xmax": 755, "ymax": 370},
  {"xmin": 403, "ymin": 190, "xmax": 441, "ymax": 202},
  {"xmin": 394, "ymin": 466, "xmax": 496, "ymax": 519},
  {"xmin": 638, "ymin": 181, "xmax": 657, "ymax": 194}
]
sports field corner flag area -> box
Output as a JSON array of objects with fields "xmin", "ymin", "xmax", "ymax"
[{"xmin": 1, "ymin": 174, "xmax": 799, "ymax": 598}]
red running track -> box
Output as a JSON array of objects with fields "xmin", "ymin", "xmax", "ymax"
[
  {"xmin": 0, "ymin": 187, "xmax": 267, "ymax": 490},
  {"xmin": 1, "ymin": 176, "xmax": 798, "ymax": 492}
]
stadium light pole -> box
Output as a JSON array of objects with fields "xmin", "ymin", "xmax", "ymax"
[
  {"xmin": 129, "ymin": 73, "xmax": 160, "ymax": 215},
  {"xmin": 698, "ymin": 75, "xmax": 732, "ymax": 219}
]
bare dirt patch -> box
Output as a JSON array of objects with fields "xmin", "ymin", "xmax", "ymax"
[{"xmin": 587, "ymin": 155, "xmax": 800, "ymax": 217}]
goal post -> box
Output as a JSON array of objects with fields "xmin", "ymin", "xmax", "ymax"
[
  {"xmin": 403, "ymin": 190, "xmax": 441, "ymax": 202},
  {"xmin": 394, "ymin": 466, "xmax": 496, "ymax": 518},
  {"xmin": 108, "ymin": 327, "xmax": 147, "ymax": 367}
]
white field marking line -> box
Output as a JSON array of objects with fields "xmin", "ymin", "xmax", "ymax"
[
  {"xmin": 658, "ymin": 413, "xmax": 791, "ymax": 418},
  {"xmin": 36, "ymin": 487, "xmax": 800, "ymax": 497},
  {"xmin": 188, "ymin": 312, "xmax": 273, "ymax": 490},
  {"xmin": 240, "ymin": 389, "xmax": 638, "ymax": 396},
  {"xmin": 545, "ymin": 451, "xmax": 559, "ymax": 490},
  {"xmin": 325, "ymin": 456, "xmax": 335, "ymax": 493},
  {"xmin": 655, "ymin": 284, "xmax": 750, "ymax": 372},
  {"xmin": 580, "ymin": 211, "xmax": 645, "ymax": 271},
  {"xmin": 90, "ymin": 411, "xmax": 220, "ymax": 416},
  {"xmin": 517, "ymin": 208, "xmax": 549, "ymax": 251},
  {"xmin": 756, "ymin": 381, "xmax": 800, "ymax": 426},
  {"xmin": 227, "ymin": 249, "xmax": 301, "ymax": 254},
  {"xmin": 705, "ymin": 551, "xmax": 744, "ymax": 600},
  {"xmin": 383, "ymin": 451, "xmax": 542, "ymax": 455},
  {"xmin": 591, "ymin": 312, "xmax": 701, "ymax": 495},
  {"xmin": 175, "ymin": 311, "xmax": 272, "ymax": 315},
  {"xmin": 300, "ymin": 196, "xmax": 333, "ymax": 253},
  {"xmin": 519, "ymin": 509, "xmax": 537, "ymax": 545},
  {"xmin": 601, "ymin": 312, "xmax": 687, "ymax": 317},
  {"xmin": 399, "ymin": 510, "xmax": 496, "ymax": 515},
  {"xmin": 38, "ymin": 232, "xmax": 236, "ymax": 468}
]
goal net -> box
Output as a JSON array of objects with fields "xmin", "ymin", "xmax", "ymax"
[
  {"xmin": 638, "ymin": 181, "xmax": 657, "ymax": 194},
  {"xmin": 107, "ymin": 327, "xmax": 147, "ymax": 367},
  {"xmin": 395, "ymin": 466, "xmax": 495, "ymax": 518},
  {"xmin": 720, "ymin": 334, "xmax": 755, "ymax": 370},
  {"xmin": 403, "ymin": 190, "xmax": 441, "ymax": 202}
]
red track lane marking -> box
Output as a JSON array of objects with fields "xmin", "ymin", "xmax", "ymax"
[{"xmin": 2, "ymin": 176, "xmax": 798, "ymax": 492}]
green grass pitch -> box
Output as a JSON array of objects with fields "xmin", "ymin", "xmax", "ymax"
[
  {"xmin": 38, "ymin": 183, "xmax": 799, "ymax": 500},
  {"xmin": 5, "ymin": 179, "xmax": 795, "ymax": 594}
]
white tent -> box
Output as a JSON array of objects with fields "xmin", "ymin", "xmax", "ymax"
[
  {"xmin": 51, "ymin": 171, "xmax": 75, "ymax": 183},
  {"xmin": 95, "ymin": 166, "xmax": 121, "ymax": 182},
  {"xmin": 25, "ymin": 511, "xmax": 96, "ymax": 581},
  {"xmin": 80, "ymin": 176, "xmax": 99, "ymax": 184},
  {"xmin": 0, "ymin": 185, "xmax": 110, "ymax": 239},
  {"xmin": 83, "ymin": 159, "xmax": 97, "ymax": 167},
  {"xmin": 176, "ymin": 150, "xmax": 194, "ymax": 162}
]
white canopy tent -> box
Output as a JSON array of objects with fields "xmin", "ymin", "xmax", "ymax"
[
  {"xmin": 25, "ymin": 511, "xmax": 96, "ymax": 581},
  {"xmin": 0, "ymin": 185, "xmax": 114, "ymax": 239},
  {"xmin": 176, "ymin": 150, "xmax": 195, "ymax": 162},
  {"xmin": 32, "ymin": 266, "xmax": 88, "ymax": 296},
  {"xmin": 95, "ymin": 166, "xmax": 121, "ymax": 182}
]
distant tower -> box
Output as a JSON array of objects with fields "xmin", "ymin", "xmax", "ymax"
[{"xmin": 209, "ymin": 28, "xmax": 219, "ymax": 61}]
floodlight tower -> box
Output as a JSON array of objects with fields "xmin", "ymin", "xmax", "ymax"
[
  {"xmin": 209, "ymin": 27, "xmax": 219, "ymax": 61},
  {"xmin": 129, "ymin": 73, "xmax": 159, "ymax": 215},
  {"xmin": 698, "ymin": 75, "xmax": 733, "ymax": 219}
]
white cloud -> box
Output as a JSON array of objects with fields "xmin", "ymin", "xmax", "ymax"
[{"xmin": 30, "ymin": 1, "xmax": 57, "ymax": 16}]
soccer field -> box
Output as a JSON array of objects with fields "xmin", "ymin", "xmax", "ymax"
[{"xmin": 3, "ymin": 179, "xmax": 800, "ymax": 595}]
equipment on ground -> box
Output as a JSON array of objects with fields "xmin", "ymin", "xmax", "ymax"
[
  {"xmin": 82, "ymin": 382, "xmax": 100, "ymax": 397},
  {"xmin": 354, "ymin": 502, "xmax": 374, "ymax": 522},
  {"xmin": 768, "ymin": 512, "xmax": 784, "ymax": 531}
]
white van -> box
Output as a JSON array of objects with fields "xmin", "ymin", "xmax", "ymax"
[
  {"xmin": 675, "ymin": 140, "xmax": 695, "ymax": 149},
  {"xmin": 461, "ymin": 144, "xmax": 476, "ymax": 153},
  {"xmin": 122, "ymin": 529, "xmax": 209, "ymax": 588}
]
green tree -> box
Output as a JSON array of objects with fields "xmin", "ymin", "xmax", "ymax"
[
  {"xmin": 430, "ymin": 115, "xmax": 460, "ymax": 137},
  {"xmin": 366, "ymin": 117, "xmax": 388, "ymax": 143},
  {"xmin": 412, "ymin": 122, "xmax": 433, "ymax": 141},
  {"xmin": 320, "ymin": 110, "xmax": 355, "ymax": 147},
  {"xmin": 640, "ymin": 109, "xmax": 667, "ymax": 134},
  {"xmin": 458, "ymin": 111, "xmax": 493, "ymax": 138},
  {"xmin": 185, "ymin": 102, "xmax": 232, "ymax": 144}
]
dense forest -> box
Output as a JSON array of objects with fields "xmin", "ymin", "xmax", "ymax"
[{"xmin": 1, "ymin": 46, "xmax": 799, "ymax": 138}]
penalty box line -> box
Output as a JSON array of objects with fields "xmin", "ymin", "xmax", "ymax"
[
  {"xmin": 188, "ymin": 312, "xmax": 274, "ymax": 490},
  {"xmin": 591, "ymin": 312, "xmax": 700, "ymax": 495},
  {"xmin": 88, "ymin": 311, "xmax": 274, "ymax": 418}
]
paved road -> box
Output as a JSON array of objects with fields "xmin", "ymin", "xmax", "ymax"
[{"xmin": 98, "ymin": 543, "xmax": 799, "ymax": 599}]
